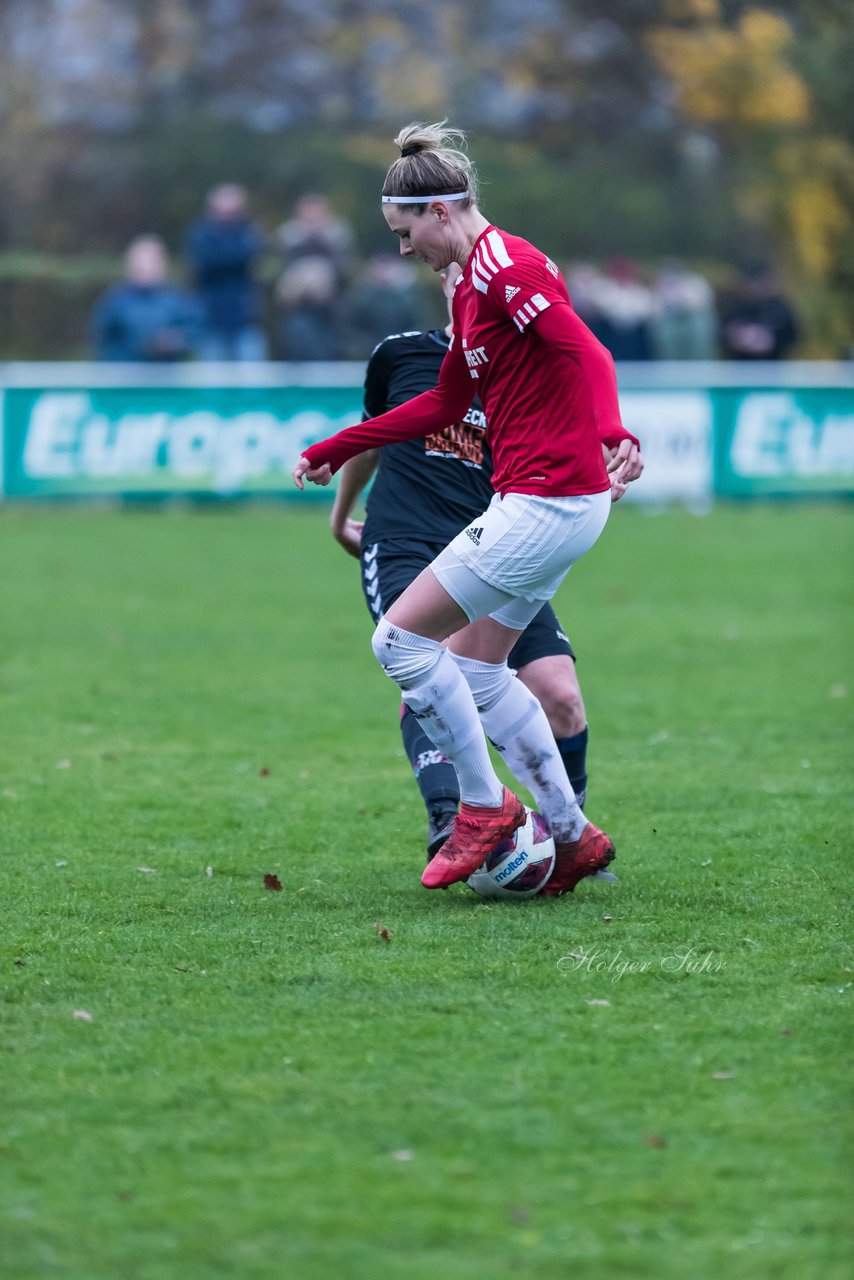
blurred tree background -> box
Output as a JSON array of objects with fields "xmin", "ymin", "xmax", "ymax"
[{"xmin": 0, "ymin": 0, "xmax": 851, "ymax": 357}]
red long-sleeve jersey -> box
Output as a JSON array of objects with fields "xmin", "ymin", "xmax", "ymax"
[{"xmin": 302, "ymin": 224, "xmax": 639, "ymax": 497}]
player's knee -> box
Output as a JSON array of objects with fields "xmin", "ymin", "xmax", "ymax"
[
  {"xmin": 450, "ymin": 653, "xmax": 513, "ymax": 712},
  {"xmin": 371, "ymin": 618, "xmax": 442, "ymax": 690},
  {"xmin": 539, "ymin": 683, "xmax": 586, "ymax": 737}
]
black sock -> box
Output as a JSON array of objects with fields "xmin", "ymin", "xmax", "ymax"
[
  {"xmin": 556, "ymin": 726, "xmax": 589, "ymax": 809},
  {"xmin": 400, "ymin": 705, "xmax": 459, "ymax": 827}
]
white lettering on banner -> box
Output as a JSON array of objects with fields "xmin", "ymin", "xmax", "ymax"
[
  {"xmin": 18, "ymin": 395, "xmax": 355, "ymax": 491},
  {"xmin": 79, "ymin": 413, "xmax": 171, "ymax": 475},
  {"xmin": 170, "ymin": 412, "xmax": 221, "ymax": 476},
  {"xmin": 730, "ymin": 393, "xmax": 854, "ymax": 477},
  {"xmin": 617, "ymin": 392, "xmax": 713, "ymax": 503},
  {"xmin": 222, "ymin": 414, "xmax": 282, "ymax": 490},
  {"xmin": 23, "ymin": 393, "xmax": 87, "ymax": 476}
]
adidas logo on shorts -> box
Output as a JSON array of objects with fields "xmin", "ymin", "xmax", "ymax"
[
  {"xmin": 466, "ymin": 526, "xmax": 484, "ymax": 545},
  {"xmin": 505, "ymin": 285, "xmax": 520, "ymax": 303}
]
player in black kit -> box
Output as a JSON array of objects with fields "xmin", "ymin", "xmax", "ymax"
[{"xmin": 330, "ymin": 266, "xmax": 609, "ymax": 869}]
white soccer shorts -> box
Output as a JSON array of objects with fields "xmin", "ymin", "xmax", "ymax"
[{"xmin": 430, "ymin": 490, "xmax": 611, "ymax": 630}]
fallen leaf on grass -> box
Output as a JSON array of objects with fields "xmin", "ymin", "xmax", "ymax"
[
  {"xmin": 585, "ymin": 998, "xmax": 611, "ymax": 1007},
  {"xmin": 73, "ymin": 1009, "xmax": 93, "ymax": 1021},
  {"xmin": 263, "ymin": 873, "xmax": 283, "ymax": 892},
  {"xmin": 374, "ymin": 923, "xmax": 391, "ymax": 942},
  {"xmin": 645, "ymin": 1133, "xmax": 668, "ymax": 1148},
  {"xmin": 259, "ymin": 767, "xmax": 271, "ymax": 777}
]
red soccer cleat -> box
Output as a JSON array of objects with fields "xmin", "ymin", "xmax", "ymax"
[
  {"xmin": 421, "ymin": 787, "xmax": 526, "ymax": 889},
  {"xmin": 541, "ymin": 822, "xmax": 616, "ymax": 896}
]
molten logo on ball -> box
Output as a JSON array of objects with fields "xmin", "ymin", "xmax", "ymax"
[{"xmin": 467, "ymin": 808, "xmax": 555, "ymax": 900}]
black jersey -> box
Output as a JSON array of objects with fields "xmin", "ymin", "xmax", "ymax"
[{"xmin": 361, "ymin": 329, "xmax": 495, "ymax": 546}]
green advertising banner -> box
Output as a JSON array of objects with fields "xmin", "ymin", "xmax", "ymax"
[
  {"xmin": 714, "ymin": 388, "xmax": 854, "ymax": 496},
  {"xmin": 1, "ymin": 368, "xmax": 852, "ymax": 500},
  {"xmin": 1, "ymin": 385, "xmax": 363, "ymax": 497}
]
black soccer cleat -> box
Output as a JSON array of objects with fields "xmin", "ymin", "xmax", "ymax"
[{"xmin": 426, "ymin": 806, "xmax": 458, "ymax": 861}]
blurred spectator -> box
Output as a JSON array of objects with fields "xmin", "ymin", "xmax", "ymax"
[
  {"xmin": 719, "ymin": 260, "xmax": 799, "ymax": 360},
  {"xmin": 185, "ymin": 183, "xmax": 267, "ymax": 361},
  {"xmin": 592, "ymin": 257, "xmax": 654, "ymax": 360},
  {"xmin": 275, "ymin": 193, "xmax": 356, "ymax": 289},
  {"xmin": 345, "ymin": 252, "xmax": 425, "ymax": 357},
  {"xmin": 89, "ymin": 235, "xmax": 202, "ymax": 362},
  {"xmin": 650, "ymin": 260, "xmax": 718, "ymax": 360},
  {"xmin": 276, "ymin": 255, "xmax": 344, "ymax": 361},
  {"xmin": 565, "ymin": 262, "xmax": 607, "ymax": 334}
]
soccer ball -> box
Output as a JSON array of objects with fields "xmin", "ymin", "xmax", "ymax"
[{"xmin": 467, "ymin": 807, "xmax": 556, "ymax": 900}]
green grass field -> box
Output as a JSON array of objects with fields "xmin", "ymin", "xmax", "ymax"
[{"xmin": 1, "ymin": 502, "xmax": 851, "ymax": 1280}]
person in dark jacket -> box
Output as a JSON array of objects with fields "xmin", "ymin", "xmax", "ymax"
[
  {"xmin": 185, "ymin": 184, "xmax": 268, "ymax": 361},
  {"xmin": 275, "ymin": 255, "xmax": 345, "ymax": 360},
  {"xmin": 90, "ymin": 235, "xmax": 202, "ymax": 362},
  {"xmin": 719, "ymin": 260, "xmax": 799, "ymax": 360}
]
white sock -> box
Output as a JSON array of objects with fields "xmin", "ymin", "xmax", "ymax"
[
  {"xmin": 451, "ymin": 654, "xmax": 587, "ymax": 842},
  {"xmin": 402, "ymin": 654, "xmax": 504, "ymax": 808},
  {"xmin": 372, "ymin": 620, "xmax": 504, "ymax": 808}
]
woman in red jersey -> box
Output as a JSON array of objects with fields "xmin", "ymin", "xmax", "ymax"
[{"xmin": 293, "ymin": 122, "xmax": 643, "ymax": 895}]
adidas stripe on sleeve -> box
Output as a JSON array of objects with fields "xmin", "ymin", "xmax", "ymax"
[{"xmin": 472, "ymin": 229, "xmax": 568, "ymax": 333}]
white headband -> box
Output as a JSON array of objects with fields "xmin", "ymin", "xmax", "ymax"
[{"xmin": 381, "ymin": 192, "xmax": 469, "ymax": 204}]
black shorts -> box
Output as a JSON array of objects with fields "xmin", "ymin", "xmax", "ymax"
[{"xmin": 360, "ymin": 537, "xmax": 575, "ymax": 667}]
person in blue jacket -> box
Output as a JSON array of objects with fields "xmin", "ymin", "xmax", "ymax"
[
  {"xmin": 90, "ymin": 235, "xmax": 202, "ymax": 362},
  {"xmin": 185, "ymin": 184, "xmax": 268, "ymax": 361}
]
